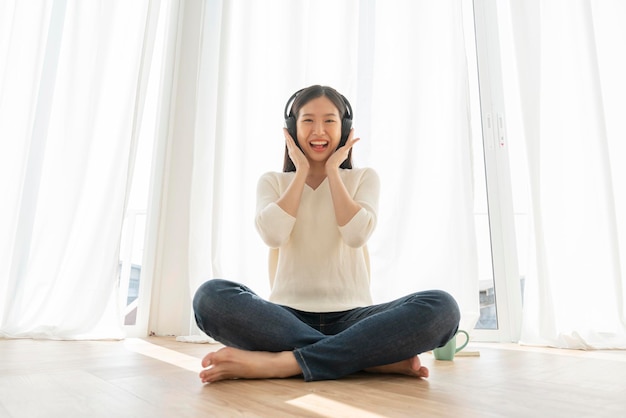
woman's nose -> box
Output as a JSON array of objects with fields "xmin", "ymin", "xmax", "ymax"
[{"xmin": 313, "ymin": 121, "xmax": 325, "ymax": 134}]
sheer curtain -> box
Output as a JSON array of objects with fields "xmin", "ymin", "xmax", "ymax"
[
  {"xmin": 509, "ymin": 0, "xmax": 626, "ymax": 348},
  {"xmin": 0, "ymin": 1, "xmax": 159, "ymax": 339},
  {"xmin": 178, "ymin": 0, "xmax": 480, "ymax": 337}
]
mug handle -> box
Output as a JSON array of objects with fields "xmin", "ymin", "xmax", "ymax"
[{"xmin": 455, "ymin": 330, "xmax": 470, "ymax": 353}]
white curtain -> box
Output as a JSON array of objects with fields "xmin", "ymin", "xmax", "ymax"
[
  {"xmin": 510, "ymin": 0, "xmax": 626, "ymax": 348},
  {"xmin": 184, "ymin": 0, "xmax": 480, "ymax": 335},
  {"xmin": 0, "ymin": 0, "xmax": 158, "ymax": 339},
  {"xmin": 5, "ymin": 0, "xmax": 623, "ymax": 346}
]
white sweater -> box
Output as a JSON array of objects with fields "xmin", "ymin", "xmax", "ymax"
[{"xmin": 255, "ymin": 167, "xmax": 380, "ymax": 312}]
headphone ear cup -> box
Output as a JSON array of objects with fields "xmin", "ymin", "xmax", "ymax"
[
  {"xmin": 340, "ymin": 117, "xmax": 352, "ymax": 147},
  {"xmin": 285, "ymin": 116, "xmax": 297, "ymax": 140}
]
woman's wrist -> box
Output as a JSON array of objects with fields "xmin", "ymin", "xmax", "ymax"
[
  {"xmin": 295, "ymin": 165, "xmax": 310, "ymax": 179},
  {"xmin": 325, "ymin": 164, "xmax": 340, "ymax": 179}
]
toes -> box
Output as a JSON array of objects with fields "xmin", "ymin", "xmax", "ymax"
[
  {"xmin": 199, "ymin": 370, "xmax": 210, "ymax": 383},
  {"xmin": 201, "ymin": 352, "xmax": 214, "ymax": 368}
]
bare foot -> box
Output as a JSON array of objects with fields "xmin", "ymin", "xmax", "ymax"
[
  {"xmin": 199, "ymin": 347, "xmax": 301, "ymax": 383},
  {"xmin": 365, "ymin": 356, "xmax": 429, "ymax": 378}
]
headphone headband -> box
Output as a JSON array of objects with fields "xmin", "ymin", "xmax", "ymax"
[
  {"xmin": 284, "ymin": 88, "xmax": 304, "ymax": 120},
  {"xmin": 284, "ymin": 88, "xmax": 353, "ymax": 121}
]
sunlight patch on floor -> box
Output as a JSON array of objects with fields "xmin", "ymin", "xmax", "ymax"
[
  {"xmin": 123, "ymin": 338, "xmax": 202, "ymax": 372},
  {"xmin": 287, "ymin": 394, "xmax": 387, "ymax": 418}
]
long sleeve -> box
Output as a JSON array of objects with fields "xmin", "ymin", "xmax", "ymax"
[
  {"xmin": 255, "ymin": 172, "xmax": 296, "ymax": 248},
  {"xmin": 337, "ymin": 168, "xmax": 379, "ymax": 248}
]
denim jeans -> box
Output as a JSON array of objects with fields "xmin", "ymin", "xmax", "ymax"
[{"xmin": 193, "ymin": 278, "xmax": 460, "ymax": 382}]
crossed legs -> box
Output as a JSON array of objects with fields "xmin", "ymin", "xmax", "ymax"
[{"xmin": 192, "ymin": 279, "xmax": 460, "ymax": 382}]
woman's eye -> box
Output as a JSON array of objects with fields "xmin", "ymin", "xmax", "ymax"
[{"xmin": 325, "ymin": 120, "xmax": 336, "ymax": 123}]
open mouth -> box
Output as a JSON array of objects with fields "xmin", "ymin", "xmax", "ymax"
[{"xmin": 310, "ymin": 140, "xmax": 329, "ymax": 152}]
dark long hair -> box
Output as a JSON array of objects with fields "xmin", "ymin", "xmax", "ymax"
[{"xmin": 283, "ymin": 85, "xmax": 353, "ymax": 172}]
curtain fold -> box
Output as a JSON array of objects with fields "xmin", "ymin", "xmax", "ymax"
[
  {"xmin": 511, "ymin": 0, "xmax": 626, "ymax": 348},
  {"xmin": 0, "ymin": 0, "xmax": 157, "ymax": 339}
]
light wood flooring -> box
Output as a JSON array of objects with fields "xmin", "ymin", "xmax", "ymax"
[{"xmin": 1, "ymin": 337, "xmax": 625, "ymax": 417}]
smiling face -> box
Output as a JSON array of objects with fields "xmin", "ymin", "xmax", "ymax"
[{"xmin": 295, "ymin": 96, "xmax": 342, "ymax": 165}]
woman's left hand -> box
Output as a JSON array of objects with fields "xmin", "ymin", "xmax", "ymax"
[{"xmin": 326, "ymin": 128, "xmax": 360, "ymax": 171}]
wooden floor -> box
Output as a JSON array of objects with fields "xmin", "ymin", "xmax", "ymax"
[{"xmin": 1, "ymin": 337, "xmax": 625, "ymax": 418}]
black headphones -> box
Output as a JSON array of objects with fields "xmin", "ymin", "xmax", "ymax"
[{"xmin": 284, "ymin": 87, "xmax": 353, "ymax": 148}]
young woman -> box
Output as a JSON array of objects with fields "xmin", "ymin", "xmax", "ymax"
[{"xmin": 192, "ymin": 85, "xmax": 460, "ymax": 383}]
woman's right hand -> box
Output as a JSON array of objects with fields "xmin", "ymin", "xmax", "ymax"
[
  {"xmin": 276, "ymin": 129, "xmax": 309, "ymax": 217},
  {"xmin": 284, "ymin": 128, "xmax": 309, "ymax": 172}
]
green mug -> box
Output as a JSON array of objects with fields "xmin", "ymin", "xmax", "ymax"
[{"xmin": 433, "ymin": 330, "xmax": 470, "ymax": 361}]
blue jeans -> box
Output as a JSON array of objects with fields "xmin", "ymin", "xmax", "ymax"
[{"xmin": 192, "ymin": 278, "xmax": 460, "ymax": 382}]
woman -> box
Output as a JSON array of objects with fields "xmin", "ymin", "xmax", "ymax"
[{"xmin": 192, "ymin": 85, "xmax": 460, "ymax": 383}]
